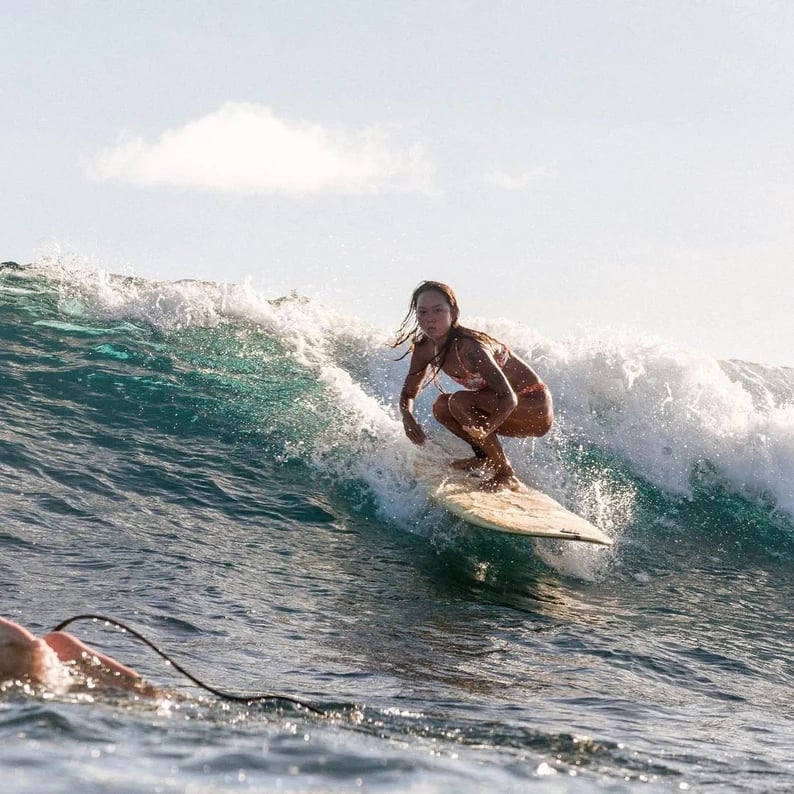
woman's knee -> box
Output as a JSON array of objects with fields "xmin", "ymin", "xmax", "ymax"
[{"xmin": 432, "ymin": 394, "xmax": 451, "ymax": 422}]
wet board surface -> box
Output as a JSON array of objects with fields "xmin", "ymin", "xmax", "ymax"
[{"xmin": 431, "ymin": 470, "xmax": 613, "ymax": 546}]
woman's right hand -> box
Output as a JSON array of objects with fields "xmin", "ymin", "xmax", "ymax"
[{"xmin": 402, "ymin": 413, "xmax": 427, "ymax": 446}]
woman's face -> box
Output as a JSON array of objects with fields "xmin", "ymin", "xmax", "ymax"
[{"xmin": 415, "ymin": 290, "xmax": 454, "ymax": 342}]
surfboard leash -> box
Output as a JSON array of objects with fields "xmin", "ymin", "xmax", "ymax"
[{"xmin": 51, "ymin": 613, "xmax": 324, "ymax": 715}]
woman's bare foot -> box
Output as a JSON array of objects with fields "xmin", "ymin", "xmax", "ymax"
[
  {"xmin": 450, "ymin": 456, "xmax": 489, "ymax": 471},
  {"xmin": 479, "ymin": 470, "xmax": 522, "ymax": 492}
]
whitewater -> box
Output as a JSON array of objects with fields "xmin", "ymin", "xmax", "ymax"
[{"xmin": 1, "ymin": 257, "xmax": 793, "ymax": 792}]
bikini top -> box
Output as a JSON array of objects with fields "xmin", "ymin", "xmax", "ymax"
[{"xmin": 447, "ymin": 339, "xmax": 510, "ymax": 391}]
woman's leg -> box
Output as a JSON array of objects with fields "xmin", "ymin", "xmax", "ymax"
[
  {"xmin": 433, "ymin": 388, "xmax": 554, "ymax": 489},
  {"xmin": 433, "ymin": 392, "xmax": 515, "ymax": 487},
  {"xmin": 493, "ymin": 386, "xmax": 553, "ymax": 438},
  {"xmin": 433, "ymin": 394, "xmax": 495, "ymax": 469}
]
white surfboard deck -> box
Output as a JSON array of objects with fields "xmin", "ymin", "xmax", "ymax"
[{"xmin": 431, "ymin": 470, "xmax": 613, "ymax": 546}]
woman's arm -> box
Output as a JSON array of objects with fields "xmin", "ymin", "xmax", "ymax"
[
  {"xmin": 399, "ymin": 348, "xmax": 431, "ymax": 445},
  {"xmin": 43, "ymin": 630, "xmax": 158, "ymax": 695}
]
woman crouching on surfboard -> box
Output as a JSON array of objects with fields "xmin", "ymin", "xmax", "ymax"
[{"xmin": 394, "ymin": 280, "xmax": 553, "ymax": 491}]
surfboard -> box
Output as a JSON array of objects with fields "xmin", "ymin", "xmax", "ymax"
[{"xmin": 431, "ymin": 470, "xmax": 613, "ymax": 546}]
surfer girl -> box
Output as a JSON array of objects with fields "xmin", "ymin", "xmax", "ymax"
[
  {"xmin": 394, "ymin": 280, "xmax": 552, "ymax": 491},
  {"xmin": 0, "ymin": 616, "xmax": 156, "ymax": 696}
]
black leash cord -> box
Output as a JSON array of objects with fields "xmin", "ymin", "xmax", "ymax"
[{"xmin": 51, "ymin": 613, "xmax": 324, "ymax": 715}]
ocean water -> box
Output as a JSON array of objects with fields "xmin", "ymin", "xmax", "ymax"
[{"xmin": 1, "ymin": 258, "xmax": 793, "ymax": 793}]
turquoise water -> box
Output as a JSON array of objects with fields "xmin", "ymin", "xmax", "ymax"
[{"xmin": 1, "ymin": 262, "xmax": 793, "ymax": 792}]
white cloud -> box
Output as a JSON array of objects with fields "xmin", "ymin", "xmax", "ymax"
[
  {"xmin": 483, "ymin": 166, "xmax": 557, "ymax": 191},
  {"xmin": 87, "ymin": 102, "xmax": 436, "ymax": 196}
]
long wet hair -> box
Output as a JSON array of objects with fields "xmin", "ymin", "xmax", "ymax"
[{"xmin": 392, "ymin": 280, "xmax": 502, "ymax": 381}]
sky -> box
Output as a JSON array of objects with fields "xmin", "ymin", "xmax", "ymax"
[{"xmin": 2, "ymin": 0, "xmax": 793, "ymax": 366}]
